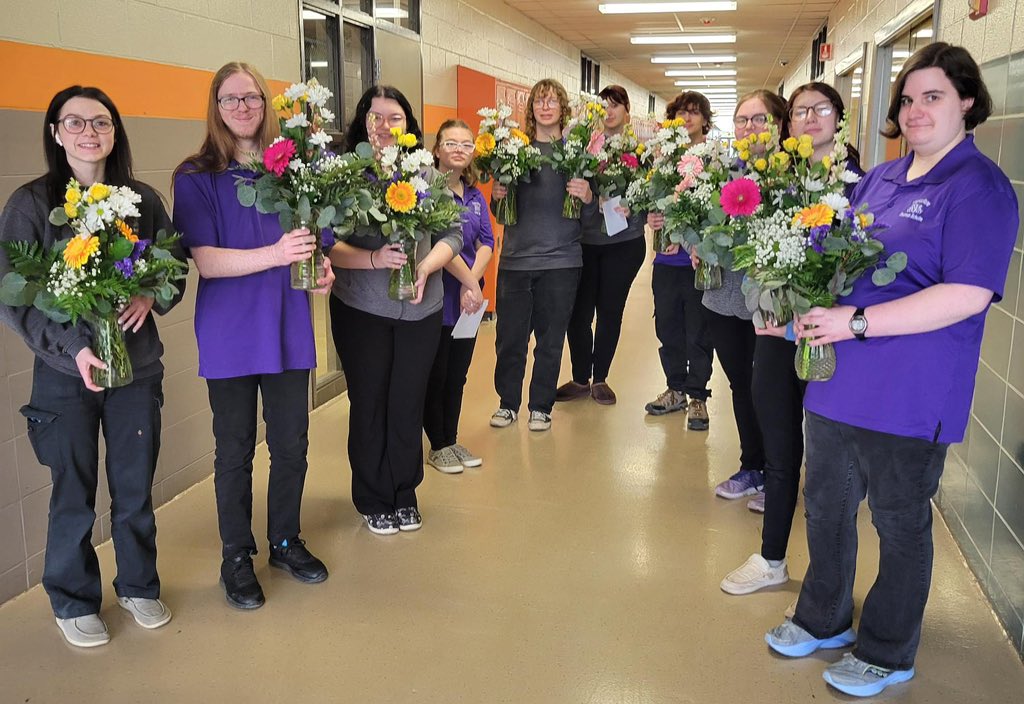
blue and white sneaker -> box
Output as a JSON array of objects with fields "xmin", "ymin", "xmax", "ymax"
[
  {"xmin": 765, "ymin": 619, "xmax": 856, "ymax": 657},
  {"xmin": 715, "ymin": 469, "xmax": 765, "ymax": 499},
  {"xmin": 823, "ymin": 653, "xmax": 915, "ymax": 697}
]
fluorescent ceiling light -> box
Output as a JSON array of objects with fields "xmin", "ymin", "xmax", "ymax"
[
  {"xmin": 914, "ymin": 28, "xmax": 933, "ymax": 38},
  {"xmin": 599, "ymin": 2, "xmax": 737, "ymax": 13},
  {"xmin": 665, "ymin": 68, "xmax": 737, "ymax": 77},
  {"xmin": 673, "ymin": 79, "xmax": 737, "ymax": 86},
  {"xmin": 376, "ymin": 8, "xmax": 409, "ymax": 18},
  {"xmin": 633, "ymin": 33, "xmax": 737, "ymax": 44},
  {"xmin": 893, "ymin": 50, "xmax": 911, "ymax": 58},
  {"xmin": 310, "ymin": 61, "xmax": 329, "ymax": 68},
  {"xmin": 854, "ymin": 67, "xmax": 863, "ymax": 74},
  {"xmin": 302, "ymin": 9, "xmax": 327, "ymax": 20},
  {"xmin": 652, "ymin": 55, "xmax": 736, "ymax": 63}
]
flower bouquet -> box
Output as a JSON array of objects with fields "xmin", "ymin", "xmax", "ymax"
[
  {"xmin": 474, "ymin": 104, "xmax": 543, "ymax": 226},
  {"xmin": 594, "ymin": 124, "xmax": 645, "ymax": 199},
  {"xmin": 365, "ymin": 128, "xmax": 466, "ymax": 301},
  {"xmin": 235, "ymin": 78, "xmax": 375, "ymax": 290},
  {"xmin": 631, "ymin": 118, "xmax": 691, "ymax": 253},
  {"xmin": 549, "ymin": 93, "xmax": 607, "ymax": 219},
  {"xmin": 0, "ymin": 179, "xmax": 187, "ymax": 387}
]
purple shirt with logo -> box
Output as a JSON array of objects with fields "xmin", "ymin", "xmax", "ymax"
[
  {"xmin": 804, "ymin": 136, "xmax": 1018, "ymax": 443},
  {"xmin": 442, "ymin": 185, "xmax": 494, "ymax": 327},
  {"xmin": 173, "ymin": 166, "xmax": 323, "ymax": 379}
]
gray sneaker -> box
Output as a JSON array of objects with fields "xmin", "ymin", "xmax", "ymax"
[
  {"xmin": 450, "ymin": 443, "xmax": 482, "ymax": 468},
  {"xmin": 765, "ymin": 618, "xmax": 856, "ymax": 657},
  {"xmin": 118, "ymin": 596, "xmax": 172, "ymax": 629},
  {"xmin": 427, "ymin": 446, "xmax": 464, "ymax": 474},
  {"xmin": 823, "ymin": 653, "xmax": 915, "ymax": 697},
  {"xmin": 645, "ymin": 388, "xmax": 686, "ymax": 415},
  {"xmin": 528, "ymin": 410, "xmax": 551, "ymax": 432},
  {"xmin": 55, "ymin": 614, "xmax": 110, "ymax": 648},
  {"xmin": 490, "ymin": 408, "xmax": 517, "ymax": 428}
]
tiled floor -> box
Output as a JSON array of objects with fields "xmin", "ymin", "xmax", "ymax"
[{"xmin": 0, "ymin": 260, "xmax": 1022, "ymax": 702}]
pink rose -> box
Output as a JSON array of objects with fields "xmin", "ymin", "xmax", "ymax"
[{"xmin": 263, "ymin": 139, "xmax": 297, "ymax": 177}]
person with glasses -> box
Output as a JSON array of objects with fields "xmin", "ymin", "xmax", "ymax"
[
  {"xmin": 421, "ymin": 120, "xmax": 491, "ymax": 474},
  {"xmin": 642, "ymin": 91, "xmax": 715, "ymax": 429},
  {"xmin": 328, "ymin": 86, "xmax": 465, "ymax": 535},
  {"xmin": 173, "ymin": 62, "xmax": 333, "ymax": 610},
  {"xmin": 721, "ymin": 82, "xmax": 864, "ymax": 596},
  {"xmin": 489, "ymin": 78, "xmax": 595, "ymax": 432},
  {"xmin": 0, "ymin": 86, "xmax": 187, "ymax": 646},
  {"xmin": 556, "ymin": 85, "xmax": 647, "ymax": 407}
]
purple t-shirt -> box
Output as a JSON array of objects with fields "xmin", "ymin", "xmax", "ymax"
[
  {"xmin": 172, "ymin": 166, "xmax": 319, "ymax": 379},
  {"xmin": 804, "ymin": 136, "xmax": 1018, "ymax": 443},
  {"xmin": 441, "ymin": 185, "xmax": 494, "ymax": 327}
]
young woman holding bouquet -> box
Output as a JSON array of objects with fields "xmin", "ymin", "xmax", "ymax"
[
  {"xmin": 422, "ymin": 119, "xmax": 492, "ymax": 474},
  {"xmin": 173, "ymin": 63, "xmax": 333, "ymax": 609},
  {"xmin": 721, "ymin": 82, "xmax": 864, "ymax": 595},
  {"xmin": 328, "ymin": 86, "xmax": 466, "ymax": 534},
  {"xmin": 557, "ymin": 85, "xmax": 646, "ymax": 406},
  {"xmin": 0, "ymin": 86, "xmax": 185, "ymax": 646},
  {"xmin": 766, "ymin": 44, "xmax": 1018, "ymax": 697},
  {"xmin": 490, "ymin": 78, "xmax": 596, "ymax": 432},
  {"xmin": 643, "ymin": 91, "xmax": 715, "ymax": 428}
]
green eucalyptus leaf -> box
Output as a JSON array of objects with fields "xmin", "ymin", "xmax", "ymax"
[
  {"xmin": 886, "ymin": 251, "xmax": 908, "ymax": 272},
  {"xmin": 237, "ymin": 184, "xmax": 257, "ymax": 208},
  {"xmin": 871, "ymin": 267, "xmax": 897, "ymax": 286}
]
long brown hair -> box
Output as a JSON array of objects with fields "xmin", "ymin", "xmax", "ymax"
[
  {"xmin": 176, "ymin": 62, "xmax": 279, "ymax": 176},
  {"xmin": 524, "ymin": 79, "xmax": 571, "ymax": 140},
  {"xmin": 433, "ymin": 119, "xmax": 480, "ymax": 187}
]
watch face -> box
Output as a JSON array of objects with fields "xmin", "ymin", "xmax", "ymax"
[{"xmin": 851, "ymin": 317, "xmax": 867, "ymax": 334}]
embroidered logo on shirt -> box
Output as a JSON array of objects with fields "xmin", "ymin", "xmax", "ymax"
[
  {"xmin": 898, "ymin": 198, "xmax": 931, "ymax": 223},
  {"xmin": 472, "ymin": 201, "xmax": 481, "ymax": 216}
]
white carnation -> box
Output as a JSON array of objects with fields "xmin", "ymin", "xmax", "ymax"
[
  {"xmin": 285, "ymin": 113, "xmax": 309, "ymax": 129},
  {"xmin": 820, "ymin": 192, "xmax": 850, "ymax": 212},
  {"xmin": 410, "ymin": 175, "xmax": 429, "ymax": 193},
  {"xmin": 839, "ymin": 169, "xmax": 862, "ymax": 184},
  {"xmin": 309, "ymin": 130, "xmax": 333, "ymax": 147},
  {"xmin": 284, "ymin": 83, "xmax": 308, "ymax": 101}
]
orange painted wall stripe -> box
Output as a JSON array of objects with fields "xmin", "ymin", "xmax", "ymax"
[
  {"xmin": 422, "ymin": 104, "xmax": 458, "ymax": 138},
  {"xmin": 0, "ymin": 40, "xmax": 289, "ymax": 119}
]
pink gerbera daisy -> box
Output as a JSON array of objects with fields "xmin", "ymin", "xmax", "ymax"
[
  {"xmin": 720, "ymin": 177, "xmax": 761, "ymax": 217},
  {"xmin": 263, "ymin": 139, "xmax": 297, "ymax": 177}
]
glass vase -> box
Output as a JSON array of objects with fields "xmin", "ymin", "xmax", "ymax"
[
  {"xmin": 495, "ymin": 184, "xmax": 517, "ymax": 226},
  {"xmin": 794, "ymin": 337, "xmax": 836, "ymax": 382},
  {"xmin": 694, "ymin": 261, "xmax": 722, "ymax": 291},
  {"xmin": 562, "ymin": 193, "xmax": 582, "ymax": 219},
  {"xmin": 85, "ymin": 312, "xmax": 133, "ymax": 389},
  {"xmin": 653, "ymin": 228, "xmax": 673, "ymax": 254},
  {"xmin": 290, "ymin": 219, "xmax": 324, "ymax": 291},
  {"xmin": 760, "ymin": 299, "xmax": 793, "ymax": 328},
  {"xmin": 388, "ymin": 238, "xmax": 418, "ymax": 301}
]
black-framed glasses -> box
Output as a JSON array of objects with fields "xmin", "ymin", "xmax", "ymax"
[
  {"xmin": 217, "ymin": 94, "xmax": 265, "ymax": 110},
  {"xmin": 733, "ymin": 113, "xmax": 768, "ymax": 129},
  {"xmin": 58, "ymin": 115, "xmax": 115, "ymax": 134},
  {"xmin": 440, "ymin": 140, "xmax": 475, "ymax": 152},
  {"xmin": 791, "ymin": 102, "xmax": 835, "ymax": 121}
]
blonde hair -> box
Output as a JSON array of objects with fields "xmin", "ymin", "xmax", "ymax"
[
  {"xmin": 433, "ymin": 119, "xmax": 480, "ymax": 187},
  {"xmin": 176, "ymin": 62, "xmax": 279, "ymax": 175},
  {"xmin": 524, "ymin": 79, "xmax": 571, "ymax": 140}
]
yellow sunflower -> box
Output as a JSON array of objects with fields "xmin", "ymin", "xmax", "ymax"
[
  {"xmin": 792, "ymin": 203, "xmax": 835, "ymax": 229},
  {"xmin": 475, "ymin": 133, "xmax": 497, "ymax": 156},
  {"xmin": 386, "ymin": 181, "xmax": 418, "ymax": 213},
  {"xmin": 510, "ymin": 128, "xmax": 530, "ymax": 145},
  {"xmin": 116, "ymin": 219, "xmax": 139, "ymax": 243},
  {"xmin": 63, "ymin": 235, "xmax": 100, "ymax": 269}
]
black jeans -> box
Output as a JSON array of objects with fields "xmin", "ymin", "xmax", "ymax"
[
  {"xmin": 795, "ymin": 411, "xmax": 948, "ymax": 671},
  {"xmin": 424, "ymin": 328, "xmax": 477, "ymax": 451},
  {"xmin": 566, "ymin": 238, "xmax": 645, "ymax": 384},
  {"xmin": 752, "ymin": 336, "xmax": 806, "ymax": 560},
  {"xmin": 495, "ymin": 267, "xmax": 581, "ymax": 414},
  {"xmin": 706, "ymin": 311, "xmax": 764, "ymax": 471},
  {"xmin": 207, "ymin": 369, "xmax": 310, "ymax": 559},
  {"xmin": 332, "ymin": 297, "xmax": 441, "ymax": 514},
  {"xmin": 22, "ymin": 358, "xmax": 162, "ymax": 618},
  {"xmin": 651, "ymin": 263, "xmax": 713, "ymax": 400}
]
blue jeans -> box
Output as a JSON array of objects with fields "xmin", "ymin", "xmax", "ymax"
[{"xmin": 794, "ymin": 411, "xmax": 948, "ymax": 670}]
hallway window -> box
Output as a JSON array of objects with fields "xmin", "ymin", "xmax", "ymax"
[
  {"xmin": 375, "ymin": 0, "xmax": 419, "ymax": 33},
  {"xmin": 302, "ymin": 6, "xmax": 342, "ymax": 131},
  {"xmin": 581, "ymin": 55, "xmax": 600, "ymax": 94}
]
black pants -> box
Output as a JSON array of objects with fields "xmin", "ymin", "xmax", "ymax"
[
  {"xmin": 795, "ymin": 412, "xmax": 948, "ymax": 671},
  {"xmin": 494, "ymin": 267, "xmax": 581, "ymax": 414},
  {"xmin": 566, "ymin": 238, "xmax": 646, "ymax": 384},
  {"xmin": 651, "ymin": 263, "xmax": 713, "ymax": 400},
  {"xmin": 22, "ymin": 358, "xmax": 162, "ymax": 619},
  {"xmin": 207, "ymin": 369, "xmax": 310, "ymax": 559},
  {"xmin": 424, "ymin": 328, "xmax": 477, "ymax": 451},
  {"xmin": 752, "ymin": 336, "xmax": 806, "ymax": 560},
  {"xmin": 706, "ymin": 311, "xmax": 764, "ymax": 471},
  {"xmin": 332, "ymin": 297, "xmax": 441, "ymax": 514}
]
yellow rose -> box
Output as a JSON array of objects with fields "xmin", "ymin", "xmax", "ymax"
[
  {"xmin": 758, "ymin": 131, "xmax": 771, "ymax": 144},
  {"xmin": 63, "ymin": 202, "xmax": 78, "ymax": 218},
  {"xmin": 635, "ymin": 143, "xmax": 646, "ymax": 154},
  {"xmin": 87, "ymin": 183, "xmax": 110, "ymax": 201},
  {"xmin": 739, "ymin": 150, "xmax": 751, "ymax": 162},
  {"xmin": 65, "ymin": 188, "xmax": 82, "ymax": 204},
  {"xmin": 398, "ymin": 133, "xmax": 417, "ymax": 148},
  {"xmin": 799, "ymin": 134, "xmax": 813, "ymax": 147},
  {"xmin": 822, "ymin": 155, "xmax": 833, "ymax": 169},
  {"xmin": 798, "ymin": 143, "xmax": 814, "ymax": 159},
  {"xmin": 734, "ymin": 137, "xmax": 748, "ymax": 150},
  {"xmin": 773, "ymin": 152, "xmax": 791, "ymax": 169},
  {"xmin": 782, "ymin": 137, "xmax": 798, "ymax": 152},
  {"xmin": 754, "ymin": 158, "xmax": 768, "ymax": 172},
  {"xmin": 271, "ymin": 95, "xmax": 289, "ymax": 112},
  {"xmin": 661, "ymin": 119, "xmax": 672, "ymax": 128},
  {"xmin": 390, "ymin": 127, "xmax": 403, "ymax": 138}
]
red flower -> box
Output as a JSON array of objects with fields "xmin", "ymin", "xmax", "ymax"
[
  {"xmin": 620, "ymin": 153, "xmax": 639, "ymax": 169},
  {"xmin": 263, "ymin": 139, "xmax": 297, "ymax": 177},
  {"xmin": 720, "ymin": 177, "xmax": 761, "ymax": 217}
]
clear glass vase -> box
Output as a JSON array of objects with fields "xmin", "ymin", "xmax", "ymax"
[
  {"xmin": 85, "ymin": 312, "xmax": 133, "ymax": 389},
  {"xmin": 694, "ymin": 261, "xmax": 722, "ymax": 291},
  {"xmin": 562, "ymin": 193, "xmax": 582, "ymax": 219},
  {"xmin": 794, "ymin": 337, "xmax": 836, "ymax": 381},
  {"xmin": 495, "ymin": 184, "xmax": 517, "ymax": 226},
  {"xmin": 760, "ymin": 299, "xmax": 793, "ymax": 328},
  {"xmin": 653, "ymin": 228, "xmax": 673, "ymax": 254},
  {"xmin": 388, "ymin": 238, "xmax": 418, "ymax": 301},
  {"xmin": 290, "ymin": 219, "xmax": 324, "ymax": 291}
]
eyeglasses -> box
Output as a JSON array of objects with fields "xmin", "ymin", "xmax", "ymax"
[
  {"xmin": 58, "ymin": 115, "xmax": 115, "ymax": 134},
  {"xmin": 733, "ymin": 113, "xmax": 768, "ymax": 129},
  {"xmin": 367, "ymin": 112, "xmax": 406, "ymax": 127},
  {"xmin": 217, "ymin": 94, "xmax": 265, "ymax": 110},
  {"xmin": 440, "ymin": 141, "xmax": 475, "ymax": 152},
  {"xmin": 533, "ymin": 98, "xmax": 561, "ymax": 109},
  {"xmin": 790, "ymin": 102, "xmax": 835, "ymax": 121}
]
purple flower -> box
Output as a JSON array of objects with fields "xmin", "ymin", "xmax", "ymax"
[
  {"xmin": 132, "ymin": 239, "xmax": 150, "ymax": 260},
  {"xmin": 115, "ymin": 259, "xmax": 134, "ymax": 279},
  {"xmin": 807, "ymin": 225, "xmax": 830, "ymax": 254}
]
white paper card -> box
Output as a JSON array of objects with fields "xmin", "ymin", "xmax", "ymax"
[
  {"xmin": 452, "ymin": 299, "xmax": 489, "ymax": 339},
  {"xmin": 602, "ymin": 196, "xmax": 628, "ymax": 236}
]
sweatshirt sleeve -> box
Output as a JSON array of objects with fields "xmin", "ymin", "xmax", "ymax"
[{"xmin": 143, "ymin": 184, "xmax": 189, "ymax": 315}]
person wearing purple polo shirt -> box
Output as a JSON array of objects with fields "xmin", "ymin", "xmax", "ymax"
[
  {"xmin": 422, "ymin": 119, "xmax": 491, "ymax": 475},
  {"xmin": 173, "ymin": 62, "xmax": 333, "ymax": 610},
  {"xmin": 765, "ymin": 44, "xmax": 1018, "ymax": 698}
]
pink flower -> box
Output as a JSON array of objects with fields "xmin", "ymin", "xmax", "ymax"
[
  {"xmin": 263, "ymin": 139, "xmax": 297, "ymax": 177},
  {"xmin": 720, "ymin": 178, "xmax": 762, "ymax": 217},
  {"xmin": 675, "ymin": 175, "xmax": 696, "ymax": 193},
  {"xmin": 620, "ymin": 153, "xmax": 639, "ymax": 169},
  {"xmin": 676, "ymin": 154, "xmax": 704, "ymax": 178},
  {"xmin": 586, "ymin": 131, "xmax": 606, "ymax": 156}
]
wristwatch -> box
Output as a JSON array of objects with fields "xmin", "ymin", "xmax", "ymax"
[{"xmin": 849, "ymin": 307, "xmax": 868, "ymax": 341}]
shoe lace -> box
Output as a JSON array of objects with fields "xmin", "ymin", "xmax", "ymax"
[{"xmin": 655, "ymin": 389, "xmax": 676, "ymax": 406}]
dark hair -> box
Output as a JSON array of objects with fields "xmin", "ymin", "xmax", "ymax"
[
  {"xmin": 344, "ymin": 85, "xmax": 423, "ymax": 152},
  {"xmin": 788, "ymin": 81, "xmax": 861, "ymax": 166},
  {"xmin": 736, "ymin": 89, "xmax": 789, "ymax": 138},
  {"xmin": 881, "ymin": 42, "xmax": 992, "ymax": 139},
  {"xmin": 666, "ymin": 91, "xmax": 712, "ymax": 134},
  {"xmin": 43, "ymin": 86, "xmax": 134, "ymax": 206},
  {"xmin": 599, "ymin": 85, "xmax": 630, "ymax": 112}
]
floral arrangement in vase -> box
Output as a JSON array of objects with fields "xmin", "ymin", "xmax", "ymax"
[{"xmin": 473, "ymin": 103, "xmax": 543, "ymax": 226}]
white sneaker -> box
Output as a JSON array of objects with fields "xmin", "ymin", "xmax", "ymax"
[
  {"xmin": 747, "ymin": 491, "xmax": 765, "ymax": 513},
  {"xmin": 450, "ymin": 443, "xmax": 482, "ymax": 468},
  {"xmin": 527, "ymin": 410, "xmax": 551, "ymax": 432},
  {"xmin": 489, "ymin": 408, "xmax": 517, "ymax": 428},
  {"xmin": 427, "ymin": 446, "xmax": 464, "ymax": 474},
  {"xmin": 118, "ymin": 596, "xmax": 172, "ymax": 629},
  {"xmin": 55, "ymin": 613, "xmax": 110, "ymax": 647},
  {"xmin": 720, "ymin": 553, "xmax": 789, "ymax": 595}
]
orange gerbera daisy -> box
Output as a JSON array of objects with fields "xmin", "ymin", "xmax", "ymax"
[
  {"xmin": 793, "ymin": 203, "xmax": 835, "ymax": 229},
  {"xmin": 63, "ymin": 235, "xmax": 100, "ymax": 269},
  {"xmin": 116, "ymin": 219, "xmax": 139, "ymax": 242},
  {"xmin": 510, "ymin": 128, "xmax": 530, "ymax": 145},
  {"xmin": 386, "ymin": 181, "xmax": 418, "ymax": 213}
]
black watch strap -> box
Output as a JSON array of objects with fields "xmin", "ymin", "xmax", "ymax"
[{"xmin": 852, "ymin": 307, "xmax": 867, "ymax": 341}]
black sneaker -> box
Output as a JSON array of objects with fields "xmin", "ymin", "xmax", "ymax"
[
  {"xmin": 396, "ymin": 507, "xmax": 422, "ymax": 532},
  {"xmin": 362, "ymin": 512, "xmax": 400, "ymax": 535},
  {"xmin": 220, "ymin": 551, "xmax": 265, "ymax": 610},
  {"xmin": 269, "ymin": 538, "xmax": 328, "ymax": 584}
]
